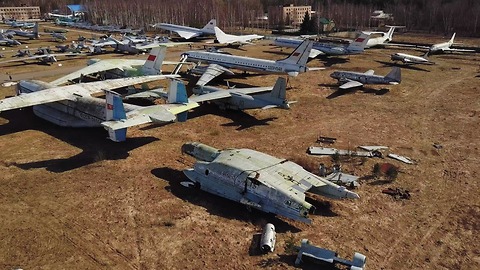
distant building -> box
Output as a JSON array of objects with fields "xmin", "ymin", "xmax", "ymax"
[
  {"xmin": 268, "ymin": 4, "xmax": 313, "ymax": 28},
  {"xmin": 0, "ymin": 6, "xmax": 41, "ymax": 21}
]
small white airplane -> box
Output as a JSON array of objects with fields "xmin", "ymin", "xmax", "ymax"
[
  {"xmin": 365, "ymin": 25, "xmax": 404, "ymax": 48},
  {"xmin": 152, "ymin": 19, "xmax": 216, "ymax": 40},
  {"xmin": 213, "ymin": 27, "xmax": 263, "ymax": 45},
  {"xmin": 50, "ymin": 47, "xmax": 180, "ymax": 85},
  {"xmin": 182, "ymin": 39, "xmax": 316, "ymax": 86},
  {"xmin": 390, "ymin": 52, "xmax": 435, "ymax": 65},
  {"xmin": 0, "ymin": 76, "xmax": 198, "ymax": 142},
  {"xmin": 428, "ymin": 33, "xmax": 475, "ymax": 54}
]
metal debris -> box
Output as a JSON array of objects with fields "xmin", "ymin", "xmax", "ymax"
[
  {"xmin": 316, "ymin": 136, "xmax": 337, "ymax": 144},
  {"xmin": 295, "ymin": 239, "xmax": 367, "ymax": 270},
  {"xmin": 308, "ymin": 147, "xmax": 382, "ymax": 158},
  {"xmin": 382, "ymin": 188, "xmax": 411, "ymax": 200},
  {"xmin": 259, "ymin": 223, "xmax": 276, "ymax": 253},
  {"xmin": 387, "ymin": 153, "xmax": 414, "ymax": 164},
  {"xmin": 320, "ymin": 164, "xmax": 359, "ymax": 188}
]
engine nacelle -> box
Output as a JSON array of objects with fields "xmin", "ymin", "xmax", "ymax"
[{"xmin": 260, "ymin": 223, "xmax": 276, "ymax": 253}]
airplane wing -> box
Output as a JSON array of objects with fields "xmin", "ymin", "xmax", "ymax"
[
  {"xmin": 92, "ymin": 40, "xmax": 117, "ymax": 47},
  {"xmin": 196, "ymin": 63, "xmax": 235, "ymax": 86},
  {"xmin": 339, "ymin": 80, "xmax": 364, "ymax": 90},
  {"xmin": 101, "ymin": 102, "xmax": 199, "ymax": 130},
  {"xmin": 0, "ymin": 75, "xmax": 168, "ymax": 112},
  {"xmin": 50, "ymin": 59, "xmax": 147, "ymax": 85},
  {"xmin": 176, "ymin": 30, "xmax": 200, "ymax": 40},
  {"xmin": 261, "ymin": 160, "xmax": 359, "ymax": 201},
  {"xmin": 189, "ymin": 91, "xmax": 232, "ymax": 103},
  {"xmin": 442, "ymin": 48, "xmax": 476, "ymax": 53}
]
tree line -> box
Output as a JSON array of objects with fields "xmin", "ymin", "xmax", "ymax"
[{"xmin": 1, "ymin": 0, "xmax": 479, "ymax": 36}]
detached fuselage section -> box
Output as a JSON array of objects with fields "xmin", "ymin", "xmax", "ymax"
[{"xmin": 181, "ymin": 142, "xmax": 359, "ymax": 223}]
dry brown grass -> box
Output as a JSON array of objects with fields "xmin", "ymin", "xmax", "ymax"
[{"xmin": 0, "ymin": 23, "xmax": 479, "ymax": 269}]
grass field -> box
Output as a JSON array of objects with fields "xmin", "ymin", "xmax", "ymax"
[{"xmin": 0, "ymin": 22, "xmax": 479, "ymax": 269}]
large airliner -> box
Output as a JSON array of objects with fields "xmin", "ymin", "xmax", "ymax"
[
  {"xmin": 152, "ymin": 19, "xmax": 216, "ymax": 40},
  {"xmin": 182, "ymin": 39, "xmax": 315, "ymax": 85},
  {"xmin": 274, "ymin": 32, "xmax": 370, "ymax": 58}
]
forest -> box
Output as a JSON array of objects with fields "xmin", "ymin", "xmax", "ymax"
[{"xmin": 1, "ymin": 0, "xmax": 479, "ymax": 36}]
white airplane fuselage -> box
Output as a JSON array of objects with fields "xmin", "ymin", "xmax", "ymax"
[
  {"xmin": 184, "ymin": 51, "xmax": 306, "ymax": 76},
  {"xmin": 391, "ymin": 53, "xmax": 431, "ymax": 64},
  {"xmin": 17, "ymin": 80, "xmax": 139, "ymax": 127}
]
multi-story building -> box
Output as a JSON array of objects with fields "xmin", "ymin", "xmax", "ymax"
[
  {"xmin": 0, "ymin": 6, "xmax": 41, "ymax": 21},
  {"xmin": 268, "ymin": 4, "xmax": 313, "ymax": 27}
]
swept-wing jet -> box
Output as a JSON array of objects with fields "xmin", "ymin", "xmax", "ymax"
[
  {"xmin": 273, "ymin": 32, "xmax": 370, "ymax": 58},
  {"xmin": 182, "ymin": 39, "xmax": 315, "ymax": 85},
  {"xmin": 213, "ymin": 26, "xmax": 263, "ymax": 45},
  {"xmin": 50, "ymin": 46, "xmax": 180, "ymax": 85},
  {"xmin": 7, "ymin": 23, "xmax": 39, "ymax": 39},
  {"xmin": 0, "ymin": 76, "xmax": 197, "ymax": 142},
  {"xmin": 428, "ymin": 33, "xmax": 475, "ymax": 54},
  {"xmin": 50, "ymin": 32, "xmax": 67, "ymax": 41},
  {"xmin": 330, "ymin": 67, "xmax": 401, "ymax": 90},
  {"xmin": 0, "ymin": 52, "xmax": 83, "ymax": 65},
  {"xmin": 5, "ymin": 20, "xmax": 36, "ymax": 29},
  {"xmin": 0, "ymin": 33, "xmax": 21, "ymax": 46},
  {"xmin": 189, "ymin": 77, "xmax": 290, "ymax": 110},
  {"xmin": 152, "ymin": 19, "xmax": 216, "ymax": 40},
  {"xmin": 364, "ymin": 25, "xmax": 404, "ymax": 48},
  {"xmin": 181, "ymin": 142, "xmax": 359, "ymax": 223},
  {"xmin": 390, "ymin": 52, "xmax": 435, "ymax": 65}
]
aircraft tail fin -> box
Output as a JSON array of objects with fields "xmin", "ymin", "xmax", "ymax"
[
  {"xmin": 214, "ymin": 26, "xmax": 231, "ymax": 44},
  {"xmin": 346, "ymin": 32, "xmax": 370, "ymax": 52},
  {"xmin": 264, "ymin": 77, "xmax": 290, "ymax": 109},
  {"xmin": 385, "ymin": 26, "xmax": 396, "ymax": 41},
  {"xmin": 141, "ymin": 46, "xmax": 166, "ymax": 75},
  {"xmin": 449, "ymin": 33, "xmax": 456, "ymax": 46},
  {"xmin": 34, "ymin": 22, "xmax": 39, "ymax": 39},
  {"xmin": 277, "ymin": 39, "xmax": 313, "ymax": 69},
  {"xmin": 201, "ymin": 19, "xmax": 216, "ymax": 33},
  {"xmin": 168, "ymin": 79, "xmax": 189, "ymax": 121},
  {"xmin": 270, "ymin": 77, "xmax": 287, "ymax": 100},
  {"xmin": 104, "ymin": 90, "xmax": 127, "ymax": 142},
  {"xmin": 385, "ymin": 67, "xmax": 401, "ymax": 83}
]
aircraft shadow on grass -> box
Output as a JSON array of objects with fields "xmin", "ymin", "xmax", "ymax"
[
  {"xmin": 186, "ymin": 103, "xmax": 278, "ymax": 130},
  {"xmin": 0, "ymin": 108, "xmax": 158, "ymax": 173},
  {"xmin": 262, "ymin": 49, "xmax": 291, "ymax": 56},
  {"xmin": 318, "ymin": 83, "xmax": 390, "ymax": 99},
  {"xmin": 375, "ymin": 60, "xmax": 430, "ymax": 72},
  {"xmin": 151, "ymin": 166, "xmax": 302, "ymax": 233},
  {"xmin": 316, "ymin": 57, "xmax": 349, "ymax": 67}
]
